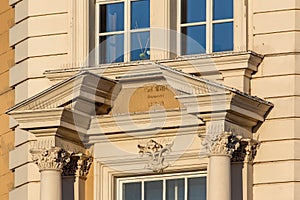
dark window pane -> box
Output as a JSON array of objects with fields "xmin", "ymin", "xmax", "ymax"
[
  {"xmin": 181, "ymin": 25, "xmax": 206, "ymax": 55},
  {"xmin": 213, "ymin": 0, "xmax": 233, "ymax": 20},
  {"xmin": 181, "ymin": 0, "xmax": 206, "ymax": 23},
  {"xmin": 166, "ymin": 179, "xmax": 184, "ymax": 200},
  {"xmin": 123, "ymin": 182, "xmax": 141, "ymax": 200},
  {"xmin": 188, "ymin": 177, "xmax": 206, "ymax": 200},
  {"xmin": 213, "ymin": 22, "xmax": 233, "ymax": 52},
  {"xmin": 131, "ymin": 0, "xmax": 150, "ymax": 29},
  {"xmin": 144, "ymin": 181, "xmax": 163, "ymax": 200},
  {"xmin": 100, "ymin": 3, "xmax": 124, "ymax": 32},
  {"xmin": 131, "ymin": 31, "xmax": 150, "ymax": 61},
  {"xmin": 99, "ymin": 34, "xmax": 124, "ymax": 64}
]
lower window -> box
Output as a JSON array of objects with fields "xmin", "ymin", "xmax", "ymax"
[{"xmin": 117, "ymin": 171, "xmax": 206, "ymax": 200}]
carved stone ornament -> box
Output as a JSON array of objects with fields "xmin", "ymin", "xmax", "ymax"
[
  {"xmin": 30, "ymin": 147, "xmax": 71, "ymax": 171},
  {"xmin": 231, "ymin": 138, "xmax": 259, "ymax": 163},
  {"xmin": 62, "ymin": 153, "xmax": 93, "ymax": 178},
  {"xmin": 201, "ymin": 132, "xmax": 241, "ymax": 157},
  {"xmin": 138, "ymin": 139, "xmax": 173, "ymax": 173}
]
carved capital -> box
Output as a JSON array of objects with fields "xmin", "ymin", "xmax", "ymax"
[
  {"xmin": 30, "ymin": 147, "xmax": 71, "ymax": 171},
  {"xmin": 231, "ymin": 138, "xmax": 259, "ymax": 163},
  {"xmin": 138, "ymin": 139, "xmax": 173, "ymax": 173},
  {"xmin": 201, "ymin": 132, "xmax": 241, "ymax": 157},
  {"xmin": 62, "ymin": 153, "xmax": 93, "ymax": 178}
]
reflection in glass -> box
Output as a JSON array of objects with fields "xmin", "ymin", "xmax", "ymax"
[
  {"xmin": 131, "ymin": 31, "xmax": 150, "ymax": 61},
  {"xmin": 99, "ymin": 34, "xmax": 124, "ymax": 64},
  {"xmin": 100, "ymin": 3, "xmax": 124, "ymax": 33},
  {"xmin": 181, "ymin": 25, "xmax": 206, "ymax": 55},
  {"xmin": 123, "ymin": 182, "xmax": 141, "ymax": 200},
  {"xmin": 188, "ymin": 177, "xmax": 206, "ymax": 200},
  {"xmin": 145, "ymin": 181, "xmax": 163, "ymax": 200},
  {"xmin": 181, "ymin": 0, "xmax": 206, "ymax": 23},
  {"xmin": 166, "ymin": 179, "xmax": 184, "ymax": 200},
  {"xmin": 213, "ymin": 22, "xmax": 233, "ymax": 52},
  {"xmin": 213, "ymin": 0, "xmax": 233, "ymax": 20},
  {"xmin": 131, "ymin": 0, "xmax": 150, "ymax": 29}
]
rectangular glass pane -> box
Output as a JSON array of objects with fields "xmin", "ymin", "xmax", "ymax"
[
  {"xmin": 181, "ymin": 0, "xmax": 206, "ymax": 23},
  {"xmin": 144, "ymin": 180, "xmax": 163, "ymax": 200},
  {"xmin": 131, "ymin": 31, "xmax": 150, "ymax": 61},
  {"xmin": 166, "ymin": 179, "xmax": 184, "ymax": 200},
  {"xmin": 123, "ymin": 182, "xmax": 141, "ymax": 200},
  {"xmin": 213, "ymin": 22, "xmax": 233, "ymax": 52},
  {"xmin": 181, "ymin": 25, "xmax": 206, "ymax": 55},
  {"xmin": 188, "ymin": 177, "xmax": 206, "ymax": 200},
  {"xmin": 99, "ymin": 34, "xmax": 124, "ymax": 64},
  {"xmin": 131, "ymin": 0, "xmax": 150, "ymax": 29},
  {"xmin": 213, "ymin": 0, "xmax": 233, "ymax": 20},
  {"xmin": 100, "ymin": 3, "xmax": 124, "ymax": 33}
]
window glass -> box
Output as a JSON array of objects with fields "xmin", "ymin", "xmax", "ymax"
[
  {"xmin": 181, "ymin": 0, "xmax": 206, "ymax": 23},
  {"xmin": 181, "ymin": 25, "xmax": 206, "ymax": 55},
  {"xmin": 188, "ymin": 177, "xmax": 206, "ymax": 200},
  {"xmin": 99, "ymin": 34, "xmax": 124, "ymax": 63},
  {"xmin": 123, "ymin": 182, "xmax": 141, "ymax": 200},
  {"xmin": 213, "ymin": 22, "xmax": 233, "ymax": 52},
  {"xmin": 100, "ymin": 3, "xmax": 124, "ymax": 32},
  {"xmin": 131, "ymin": 0, "xmax": 150, "ymax": 29},
  {"xmin": 166, "ymin": 179, "xmax": 184, "ymax": 200},
  {"xmin": 144, "ymin": 181, "xmax": 163, "ymax": 200},
  {"xmin": 213, "ymin": 0, "xmax": 233, "ymax": 20},
  {"xmin": 131, "ymin": 31, "xmax": 150, "ymax": 61}
]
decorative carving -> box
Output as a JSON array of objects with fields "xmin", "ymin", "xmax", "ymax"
[
  {"xmin": 231, "ymin": 138, "xmax": 259, "ymax": 163},
  {"xmin": 138, "ymin": 139, "xmax": 173, "ymax": 173},
  {"xmin": 201, "ymin": 132, "xmax": 241, "ymax": 156},
  {"xmin": 244, "ymin": 139, "xmax": 259, "ymax": 163},
  {"xmin": 30, "ymin": 147, "xmax": 71, "ymax": 171},
  {"xmin": 62, "ymin": 153, "xmax": 93, "ymax": 178}
]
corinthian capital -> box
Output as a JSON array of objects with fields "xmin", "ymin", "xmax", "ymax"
[
  {"xmin": 62, "ymin": 153, "xmax": 93, "ymax": 178},
  {"xmin": 202, "ymin": 132, "xmax": 241, "ymax": 157},
  {"xmin": 30, "ymin": 147, "xmax": 71, "ymax": 171}
]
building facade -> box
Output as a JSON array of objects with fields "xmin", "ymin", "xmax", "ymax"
[{"xmin": 0, "ymin": 0, "xmax": 299, "ymax": 200}]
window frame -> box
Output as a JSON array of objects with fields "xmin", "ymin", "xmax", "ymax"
[
  {"xmin": 117, "ymin": 171, "xmax": 207, "ymax": 200},
  {"xmin": 95, "ymin": 0, "xmax": 150, "ymax": 64},
  {"xmin": 177, "ymin": 0, "xmax": 244, "ymax": 56}
]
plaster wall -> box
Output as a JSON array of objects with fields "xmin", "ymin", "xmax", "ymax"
[{"xmin": 251, "ymin": 0, "xmax": 300, "ymax": 199}]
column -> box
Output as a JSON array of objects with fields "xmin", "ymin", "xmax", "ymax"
[
  {"xmin": 242, "ymin": 139, "xmax": 258, "ymax": 200},
  {"xmin": 203, "ymin": 132, "xmax": 240, "ymax": 200},
  {"xmin": 30, "ymin": 147, "xmax": 71, "ymax": 200},
  {"xmin": 62, "ymin": 153, "xmax": 93, "ymax": 200}
]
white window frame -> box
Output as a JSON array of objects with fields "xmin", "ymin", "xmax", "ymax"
[
  {"xmin": 117, "ymin": 171, "xmax": 207, "ymax": 200},
  {"xmin": 95, "ymin": 0, "xmax": 150, "ymax": 64},
  {"xmin": 177, "ymin": 0, "xmax": 246, "ymax": 55}
]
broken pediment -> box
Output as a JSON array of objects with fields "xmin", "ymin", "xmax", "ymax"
[{"xmin": 6, "ymin": 63, "xmax": 273, "ymax": 150}]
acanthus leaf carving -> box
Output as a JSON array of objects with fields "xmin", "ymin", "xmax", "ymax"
[
  {"xmin": 62, "ymin": 153, "xmax": 93, "ymax": 178},
  {"xmin": 231, "ymin": 138, "xmax": 259, "ymax": 163},
  {"xmin": 30, "ymin": 147, "xmax": 71, "ymax": 171},
  {"xmin": 201, "ymin": 132, "xmax": 241, "ymax": 157},
  {"xmin": 138, "ymin": 139, "xmax": 173, "ymax": 173}
]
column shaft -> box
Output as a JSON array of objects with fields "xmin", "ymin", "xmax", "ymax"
[
  {"xmin": 208, "ymin": 155, "xmax": 231, "ymax": 200},
  {"xmin": 40, "ymin": 170, "xmax": 62, "ymax": 200}
]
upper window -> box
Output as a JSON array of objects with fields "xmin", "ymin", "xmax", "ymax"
[
  {"xmin": 117, "ymin": 172, "xmax": 207, "ymax": 200},
  {"xmin": 180, "ymin": 0, "xmax": 234, "ymax": 55},
  {"xmin": 97, "ymin": 0, "xmax": 150, "ymax": 64}
]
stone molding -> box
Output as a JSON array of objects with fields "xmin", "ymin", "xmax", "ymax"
[
  {"xmin": 30, "ymin": 147, "xmax": 71, "ymax": 171},
  {"xmin": 201, "ymin": 132, "xmax": 241, "ymax": 157}
]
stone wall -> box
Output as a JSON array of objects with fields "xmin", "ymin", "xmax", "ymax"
[{"xmin": 0, "ymin": 0, "xmax": 15, "ymax": 199}]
